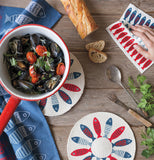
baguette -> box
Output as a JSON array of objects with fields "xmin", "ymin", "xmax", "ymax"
[
  {"xmin": 60, "ymin": 0, "xmax": 98, "ymax": 39},
  {"xmin": 86, "ymin": 40, "xmax": 105, "ymax": 51},
  {"xmin": 89, "ymin": 48, "xmax": 107, "ymax": 63}
]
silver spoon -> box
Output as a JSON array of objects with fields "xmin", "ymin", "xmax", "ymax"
[
  {"xmin": 106, "ymin": 65, "xmax": 148, "ymax": 117},
  {"xmin": 106, "ymin": 65, "xmax": 139, "ymax": 104}
]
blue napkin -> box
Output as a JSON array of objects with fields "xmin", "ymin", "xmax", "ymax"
[
  {"xmin": 0, "ymin": 0, "xmax": 61, "ymax": 38},
  {"xmin": 0, "ymin": 0, "xmax": 61, "ymax": 159}
]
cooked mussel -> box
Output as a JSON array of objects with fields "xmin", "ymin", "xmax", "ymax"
[
  {"xmin": 44, "ymin": 75, "xmax": 60, "ymax": 91},
  {"xmin": 16, "ymin": 61, "xmax": 27, "ymax": 70},
  {"xmin": 30, "ymin": 34, "xmax": 40, "ymax": 50},
  {"xmin": 20, "ymin": 34, "xmax": 30, "ymax": 45},
  {"xmin": 39, "ymin": 35, "xmax": 49, "ymax": 46},
  {"xmin": 9, "ymin": 38, "xmax": 22, "ymax": 55},
  {"xmin": 50, "ymin": 42, "xmax": 61, "ymax": 57},
  {"xmin": 16, "ymin": 80, "xmax": 35, "ymax": 92}
]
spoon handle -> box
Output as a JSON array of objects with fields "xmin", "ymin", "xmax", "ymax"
[
  {"xmin": 119, "ymin": 82, "xmax": 149, "ymax": 118},
  {"xmin": 120, "ymin": 82, "xmax": 139, "ymax": 104}
]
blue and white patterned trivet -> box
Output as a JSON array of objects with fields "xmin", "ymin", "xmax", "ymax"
[
  {"xmin": 39, "ymin": 53, "xmax": 85, "ymax": 116},
  {"xmin": 67, "ymin": 112, "xmax": 136, "ymax": 160}
]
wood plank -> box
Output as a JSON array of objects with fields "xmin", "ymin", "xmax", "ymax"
[
  {"xmin": 71, "ymin": 52, "xmax": 154, "ymax": 89},
  {"xmin": 46, "ymin": 89, "xmax": 154, "ymax": 127},
  {"xmin": 50, "ymin": 125, "xmax": 154, "ymax": 160},
  {"xmin": 54, "ymin": 14, "xmax": 154, "ymax": 52},
  {"xmin": 1, "ymin": 0, "xmax": 153, "ymax": 15}
]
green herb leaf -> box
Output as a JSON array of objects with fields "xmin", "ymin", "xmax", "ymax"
[
  {"xmin": 140, "ymin": 84, "xmax": 152, "ymax": 95},
  {"xmin": 45, "ymin": 61, "xmax": 51, "ymax": 71},
  {"xmin": 142, "ymin": 92, "xmax": 153, "ymax": 100},
  {"xmin": 141, "ymin": 132, "xmax": 147, "ymax": 139},
  {"xmin": 142, "ymin": 149, "xmax": 151, "ymax": 158},
  {"xmin": 17, "ymin": 70, "xmax": 22, "ymax": 76},
  {"xmin": 35, "ymin": 57, "xmax": 45, "ymax": 68},
  {"xmin": 49, "ymin": 73, "xmax": 52, "ymax": 78},
  {"xmin": 46, "ymin": 51, "xmax": 51, "ymax": 57},
  {"xmin": 128, "ymin": 77, "xmax": 137, "ymax": 94},
  {"xmin": 141, "ymin": 128, "xmax": 154, "ymax": 158},
  {"xmin": 137, "ymin": 75, "xmax": 146, "ymax": 85},
  {"xmin": 10, "ymin": 57, "xmax": 17, "ymax": 66},
  {"xmin": 41, "ymin": 76, "xmax": 46, "ymax": 80},
  {"xmin": 138, "ymin": 98, "xmax": 147, "ymax": 108},
  {"xmin": 128, "ymin": 75, "xmax": 154, "ymax": 117}
]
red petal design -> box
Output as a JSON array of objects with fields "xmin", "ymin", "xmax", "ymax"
[
  {"xmin": 93, "ymin": 117, "xmax": 102, "ymax": 138},
  {"xmin": 71, "ymin": 148, "xmax": 91, "ymax": 156},
  {"xmin": 63, "ymin": 83, "xmax": 81, "ymax": 92},
  {"xmin": 108, "ymin": 155, "xmax": 118, "ymax": 160},
  {"xmin": 109, "ymin": 126, "xmax": 125, "ymax": 142}
]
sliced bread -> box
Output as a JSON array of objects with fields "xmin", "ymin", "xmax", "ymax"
[
  {"xmin": 86, "ymin": 40, "xmax": 105, "ymax": 51},
  {"xmin": 89, "ymin": 48, "xmax": 107, "ymax": 63}
]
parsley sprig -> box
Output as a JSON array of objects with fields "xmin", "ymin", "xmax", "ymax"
[
  {"xmin": 141, "ymin": 128, "xmax": 154, "ymax": 158},
  {"xmin": 128, "ymin": 75, "xmax": 154, "ymax": 117},
  {"xmin": 34, "ymin": 55, "xmax": 54, "ymax": 72}
]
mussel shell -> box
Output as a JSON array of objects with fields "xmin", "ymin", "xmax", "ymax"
[
  {"xmin": 16, "ymin": 61, "xmax": 27, "ymax": 70},
  {"xmin": 18, "ymin": 70, "xmax": 29, "ymax": 80},
  {"xmin": 50, "ymin": 42, "xmax": 61, "ymax": 57},
  {"xmin": 17, "ymin": 80, "xmax": 35, "ymax": 91},
  {"xmin": 39, "ymin": 35, "xmax": 49, "ymax": 46},
  {"xmin": 44, "ymin": 75, "xmax": 60, "ymax": 91},
  {"xmin": 9, "ymin": 38, "xmax": 22, "ymax": 54},
  {"xmin": 20, "ymin": 34, "xmax": 30, "ymax": 45},
  {"xmin": 30, "ymin": 34, "xmax": 40, "ymax": 49}
]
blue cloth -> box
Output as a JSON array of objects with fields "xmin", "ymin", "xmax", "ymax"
[
  {"xmin": 0, "ymin": 0, "xmax": 61, "ymax": 159},
  {"xmin": 0, "ymin": 0, "xmax": 61, "ymax": 38}
]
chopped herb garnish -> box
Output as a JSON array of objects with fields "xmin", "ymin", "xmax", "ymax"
[
  {"xmin": 49, "ymin": 73, "xmax": 52, "ymax": 78},
  {"xmin": 46, "ymin": 51, "xmax": 51, "ymax": 57},
  {"xmin": 45, "ymin": 61, "xmax": 51, "ymax": 71},
  {"xmin": 17, "ymin": 70, "xmax": 22, "ymax": 76},
  {"xmin": 10, "ymin": 57, "xmax": 17, "ymax": 66},
  {"xmin": 49, "ymin": 57, "xmax": 54, "ymax": 64}
]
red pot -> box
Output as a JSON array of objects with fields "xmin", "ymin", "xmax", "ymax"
[{"xmin": 0, "ymin": 24, "xmax": 70, "ymax": 135}]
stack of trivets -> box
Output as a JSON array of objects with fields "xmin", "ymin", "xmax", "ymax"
[
  {"xmin": 106, "ymin": 3, "xmax": 154, "ymax": 73},
  {"xmin": 39, "ymin": 53, "xmax": 85, "ymax": 116},
  {"xmin": 67, "ymin": 112, "xmax": 136, "ymax": 160}
]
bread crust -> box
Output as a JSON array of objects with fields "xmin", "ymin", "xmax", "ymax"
[
  {"xmin": 86, "ymin": 40, "xmax": 105, "ymax": 51},
  {"xmin": 89, "ymin": 48, "xmax": 107, "ymax": 63},
  {"xmin": 60, "ymin": 0, "xmax": 98, "ymax": 39}
]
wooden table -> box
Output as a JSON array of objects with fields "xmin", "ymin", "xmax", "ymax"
[{"xmin": 1, "ymin": 0, "xmax": 154, "ymax": 159}]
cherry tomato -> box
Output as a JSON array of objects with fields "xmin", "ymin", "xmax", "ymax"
[
  {"xmin": 56, "ymin": 63, "xmax": 65, "ymax": 75},
  {"xmin": 29, "ymin": 65, "xmax": 37, "ymax": 77},
  {"xmin": 26, "ymin": 51, "xmax": 37, "ymax": 64},
  {"xmin": 31, "ymin": 75, "xmax": 39, "ymax": 84},
  {"xmin": 35, "ymin": 45, "xmax": 47, "ymax": 57}
]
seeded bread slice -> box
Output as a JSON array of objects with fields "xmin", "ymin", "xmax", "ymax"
[
  {"xmin": 89, "ymin": 48, "xmax": 107, "ymax": 63},
  {"xmin": 86, "ymin": 40, "xmax": 105, "ymax": 51}
]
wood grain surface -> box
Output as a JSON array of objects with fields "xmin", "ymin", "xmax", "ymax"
[{"xmin": 0, "ymin": 0, "xmax": 154, "ymax": 159}]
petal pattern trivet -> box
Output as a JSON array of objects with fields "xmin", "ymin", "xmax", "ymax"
[
  {"xmin": 67, "ymin": 112, "xmax": 136, "ymax": 160},
  {"xmin": 39, "ymin": 53, "xmax": 85, "ymax": 116}
]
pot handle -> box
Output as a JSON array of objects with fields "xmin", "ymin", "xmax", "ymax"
[{"xmin": 0, "ymin": 96, "xmax": 21, "ymax": 136}]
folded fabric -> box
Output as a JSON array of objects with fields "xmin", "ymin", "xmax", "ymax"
[
  {"xmin": 106, "ymin": 3, "xmax": 154, "ymax": 73},
  {"xmin": 0, "ymin": 0, "xmax": 61, "ymax": 159},
  {"xmin": 0, "ymin": 0, "xmax": 61, "ymax": 38}
]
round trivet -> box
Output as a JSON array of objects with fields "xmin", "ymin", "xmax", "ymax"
[
  {"xmin": 67, "ymin": 112, "xmax": 136, "ymax": 160},
  {"xmin": 39, "ymin": 53, "xmax": 85, "ymax": 116}
]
